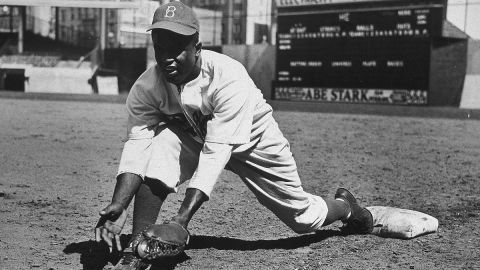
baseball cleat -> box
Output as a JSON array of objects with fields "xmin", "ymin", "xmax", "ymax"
[
  {"xmin": 335, "ymin": 188, "xmax": 373, "ymax": 234},
  {"xmin": 112, "ymin": 247, "xmax": 150, "ymax": 270}
]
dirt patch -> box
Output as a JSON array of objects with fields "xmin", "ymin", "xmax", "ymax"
[{"xmin": 0, "ymin": 98, "xmax": 479, "ymax": 270}]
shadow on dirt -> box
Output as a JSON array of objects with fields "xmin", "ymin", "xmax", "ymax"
[
  {"xmin": 188, "ymin": 229, "xmax": 343, "ymax": 251},
  {"xmin": 64, "ymin": 239, "xmax": 120, "ymax": 270},
  {"xmin": 63, "ymin": 230, "xmax": 341, "ymax": 269},
  {"xmin": 64, "ymin": 235, "xmax": 189, "ymax": 270}
]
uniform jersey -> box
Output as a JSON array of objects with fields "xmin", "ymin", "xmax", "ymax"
[{"xmin": 120, "ymin": 49, "xmax": 273, "ymax": 197}]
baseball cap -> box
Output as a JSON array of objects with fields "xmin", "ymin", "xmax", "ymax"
[{"xmin": 148, "ymin": 1, "xmax": 199, "ymax": 35}]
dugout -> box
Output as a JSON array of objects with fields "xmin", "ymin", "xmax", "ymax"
[
  {"xmin": 0, "ymin": 67, "xmax": 26, "ymax": 92},
  {"xmin": 273, "ymin": 0, "xmax": 468, "ymax": 106}
]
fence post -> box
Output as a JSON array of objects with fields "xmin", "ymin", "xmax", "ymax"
[
  {"xmin": 464, "ymin": 0, "xmax": 468, "ymax": 32},
  {"xmin": 99, "ymin": 8, "xmax": 106, "ymax": 64},
  {"xmin": 9, "ymin": 6, "xmax": 13, "ymax": 32},
  {"xmin": 55, "ymin": 7, "xmax": 59, "ymax": 41},
  {"xmin": 18, "ymin": 7, "xmax": 25, "ymax": 53}
]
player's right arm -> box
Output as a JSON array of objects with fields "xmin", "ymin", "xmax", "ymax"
[
  {"xmin": 95, "ymin": 69, "xmax": 165, "ymax": 252},
  {"xmin": 95, "ymin": 173, "xmax": 142, "ymax": 252}
]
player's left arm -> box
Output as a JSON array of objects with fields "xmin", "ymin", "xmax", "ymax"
[
  {"xmin": 171, "ymin": 81, "xmax": 254, "ymax": 228},
  {"xmin": 171, "ymin": 142, "xmax": 233, "ymax": 228}
]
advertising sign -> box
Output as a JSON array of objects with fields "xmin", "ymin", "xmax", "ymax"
[{"xmin": 274, "ymin": 87, "xmax": 427, "ymax": 104}]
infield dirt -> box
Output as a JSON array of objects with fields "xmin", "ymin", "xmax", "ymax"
[{"xmin": 0, "ymin": 97, "xmax": 479, "ymax": 270}]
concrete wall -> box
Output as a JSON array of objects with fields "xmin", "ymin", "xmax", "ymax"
[
  {"xmin": 429, "ymin": 38, "xmax": 468, "ymax": 106},
  {"xmin": 466, "ymin": 39, "xmax": 480, "ymax": 75},
  {"xmin": 25, "ymin": 66, "xmax": 93, "ymax": 94},
  {"xmin": 459, "ymin": 39, "xmax": 480, "ymax": 109}
]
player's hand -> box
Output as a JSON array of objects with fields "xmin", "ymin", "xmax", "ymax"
[{"xmin": 95, "ymin": 203, "xmax": 127, "ymax": 252}]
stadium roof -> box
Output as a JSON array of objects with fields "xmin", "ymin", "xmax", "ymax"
[{"xmin": 1, "ymin": 0, "xmax": 139, "ymax": 9}]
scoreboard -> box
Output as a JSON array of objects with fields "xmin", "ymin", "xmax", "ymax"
[{"xmin": 274, "ymin": 3, "xmax": 445, "ymax": 105}]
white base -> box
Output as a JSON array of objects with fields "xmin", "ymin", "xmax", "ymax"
[{"xmin": 366, "ymin": 206, "xmax": 439, "ymax": 239}]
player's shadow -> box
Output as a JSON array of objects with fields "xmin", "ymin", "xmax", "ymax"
[
  {"xmin": 63, "ymin": 230, "xmax": 341, "ymax": 270},
  {"xmin": 63, "ymin": 235, "xmax": 128, "ymax": 270},
  {"xmin": 188, "ymin": 229, "xmax": 342, "ymax": 251},
  {"xmin": 63, "ymin": 240, "xmax": 115, "ymax": 270},
  {"xmin": 63, "ymin": 235, "xmax": 190, "ymax": 270}
]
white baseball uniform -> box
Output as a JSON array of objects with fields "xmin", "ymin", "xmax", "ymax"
[{"xmin": 117, "ymin": 50, "xmax": 328, "ymax": 233}]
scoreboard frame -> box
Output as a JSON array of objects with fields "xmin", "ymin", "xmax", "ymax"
[{"xmin": 273, "ymin": 0, "xmax": 446, "ymax": 105}]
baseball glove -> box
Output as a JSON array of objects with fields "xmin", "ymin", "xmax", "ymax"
[{"xmin": 131, "ymin": 221, "xmax": 190, "ymax": 260}]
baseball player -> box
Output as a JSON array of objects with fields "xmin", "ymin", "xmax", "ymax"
[{"xmin": 94, "ymin": 2, "xmax": 373, "ymax": 269}]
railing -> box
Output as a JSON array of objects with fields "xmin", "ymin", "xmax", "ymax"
[
  {"xmin": 0, "ymin": 53, "xmax": 61, "ymax": 67},
  {"xmin": 76, "ymin": 45, "xmax": 100, "ymax": 68}
]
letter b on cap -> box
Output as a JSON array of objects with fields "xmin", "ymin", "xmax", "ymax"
[{"xmin": 165, "ymin": 6, "xmax": 176, "ymax": 18}]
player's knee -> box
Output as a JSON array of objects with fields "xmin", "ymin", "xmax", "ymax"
[
  {"xmin": 154, "ymin": 126, "xmax": 179, "ymax": 143},
  {"xmin": 287, "ymin": 222, "xmax": 314, "ymax": 234},
  {"xmin": 144, "ymin": 177, "xmax": 174, "ymax": 197},
  {"xmin": 144, "ymin": 177, "xmax": 178, "ymax": 194},
  {"xmin": 279, "ymin": 210, "xmax": 321, "ymax": 234},
  {"xmin": 277, "ymin": 216, "xmax": 315, "ymax": 234}
]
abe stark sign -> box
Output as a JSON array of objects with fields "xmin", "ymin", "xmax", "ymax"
[{"xmin": 274, "ymin": 87, "xmax": 427, "ymax": 105}]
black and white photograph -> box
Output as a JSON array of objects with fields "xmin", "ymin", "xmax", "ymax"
[{"xmin": 0, "ymin": 0, "xmax": 479, "ymax": 269}]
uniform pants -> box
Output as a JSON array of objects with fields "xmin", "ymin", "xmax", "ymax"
[{"xmin": 118, "ymin": 119, "xmax": 328, "ymax": 233}]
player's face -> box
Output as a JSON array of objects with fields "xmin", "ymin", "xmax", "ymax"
[{"xmin": 152, "ymin": 29, "xmax": 201, "ymax": 85}]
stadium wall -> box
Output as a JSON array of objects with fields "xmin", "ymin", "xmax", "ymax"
[
  {"xmin": 459, "ymin": 40, "xmax": 480, "ymax": 109},
  {"xmin": 429, "ymin": 37, "xmax": 468, "ymax": 106},
  {"xmin": 467, "ymin": 40, "xmax": 480, "ymax": 75},
  {"xmin": 25, "ymin": 66, "xmax": 92, "ymax": 94}
]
